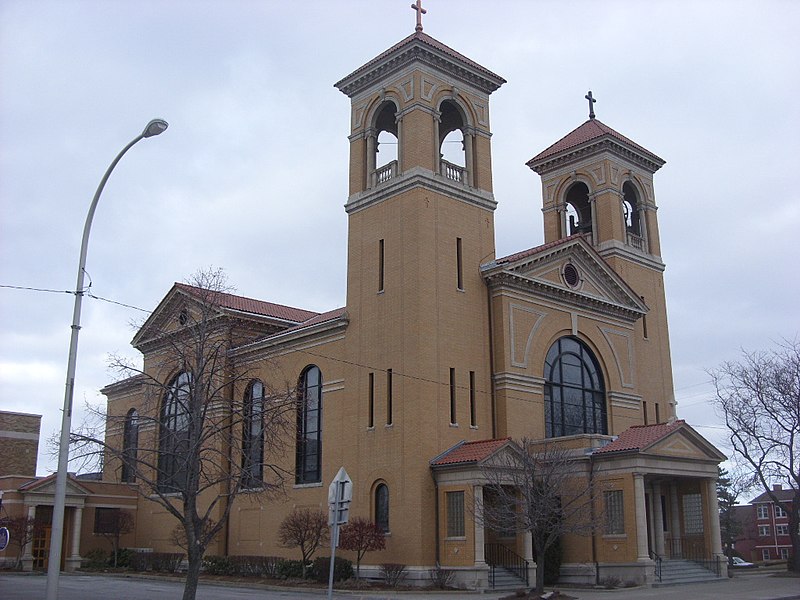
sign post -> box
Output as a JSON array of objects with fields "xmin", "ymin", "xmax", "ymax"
[{"xmin": 327, "ymin": 466, "xmax": 352, "ymax": 599}]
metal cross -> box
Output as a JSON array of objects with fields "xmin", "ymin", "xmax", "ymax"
[
  {"xmin": 585, "ymin": 90, "xmax": 597, "ymax": 120},
  {"xmin": 411, "ymin": 0, "xmax": 426, "ymax": 32}
]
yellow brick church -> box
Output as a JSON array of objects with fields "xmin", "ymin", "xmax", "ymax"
[{"xmin": 2, "ymin": 13, "xmax": 728, "ymax": 589}]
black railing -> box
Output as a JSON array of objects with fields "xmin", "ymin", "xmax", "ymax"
[
  {"xmin": 665, "ymin": 538, "xmax": 722, "ymax": 577},
  {"xmin": 485, "ymin": 543, "xmax": 529, "ymax": 587},
  {"xmin": 650, "ymin": 551, "xmax": 663, "ymax": 582}
]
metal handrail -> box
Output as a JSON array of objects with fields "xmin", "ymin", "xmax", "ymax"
[{"xmin": 485, "ymin": 543, "xmax": 529, "ymax": 587}]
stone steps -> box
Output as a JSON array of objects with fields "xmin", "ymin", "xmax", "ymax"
[{"xmin": 653, "ymin": 558, "xmax": 724, "ymax": 587}]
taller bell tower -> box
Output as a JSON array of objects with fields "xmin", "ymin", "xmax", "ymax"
[{"xmin": 334, "ymin": 14, "xmax": 505, "ymax": 566}]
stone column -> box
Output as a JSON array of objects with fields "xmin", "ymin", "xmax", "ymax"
[
  {"xmin": 366, "ymin": 131, "xmax": 376, "ymax": 189},
  {"xmin": 473, "ymin": 485, "xmax": 486, "ymax": 565},
  {"xmin": 21, "ymin": 505, "xmax": 36, "ymax": 571},
  {"xmin": 524, "ymin": 530, "xmax": 536, "ymax": 587},
  {"xmin": 65, "ymin": 506, "xmax": 83, "ymax": 571},
  {"xmin": 705, "ymin": 479, "xmax": 724, "ymax": 556},
  {"xmin": 670, "ymin": 484, "xmax": 682, "ymax": 558},
  {"xmin": 633, "ymin": 473, "xmax": 650, "ymax": 561},
  {"xmin": 463, "ymin": 129, "xmax": 474, "ymax": 187},
  {"xmin": 652, "ymin": 482, "xmax": 665, "ymax": 556}
]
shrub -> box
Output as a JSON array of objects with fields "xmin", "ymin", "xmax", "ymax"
[
  {"xmin": 83, "ymin": 548, "xmax": 109, "ymax": 569},
  {"xmin": 275, "ymin": 558, "xmax": 305, "ymax": 579},
  {"xmin": 601, "ymin": 575, "xmax": 622, "ymax": 589},
  {"xmin": 203, "ymin": 555, "xmax": 235, "ymax": 575},
  {"xmin": 429, "ymin": 562, "xmax": 455, "ymax": 589},
  {"xmin": 113, "ymin": 547, "xmax": 134, "ymax": 568},
  {"xmin": 310, "ymin": 556, "xmax": 353, "ymax": 583},
  {"xmin": 227, "ymin": 555, "xmax": 282, "ymax": 577},
  {"xmin": 380, "ymin": 563, "xmax": 407, "ymax": 587},
  {"xmin": 128, "ymin": 550, "xmax": 150, "ymax": 572},
  {"xmin": 152, "ymin": 552, "xmax": 184, "ymax": 572}
]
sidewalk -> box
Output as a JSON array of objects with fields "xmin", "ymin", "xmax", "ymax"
[{"xmin": 323, "ymin": 571, "xmax": 799, "ymax": 600}]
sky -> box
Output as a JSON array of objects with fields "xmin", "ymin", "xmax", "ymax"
[{"xmin": 1, "ymin": 0, "xmax": 798, "ymax": 489}]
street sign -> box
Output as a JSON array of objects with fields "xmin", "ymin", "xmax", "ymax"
[
  {"xmin": 327, "ymin": 466, "xmax": 352, "ymax": 528},
  {"xmin": 326, "ymin": 466, "xmax": 352, "ymax": 600},
  {"xmin": 0, "ymin": 527, "xmax": 9, "ymax": 552}
]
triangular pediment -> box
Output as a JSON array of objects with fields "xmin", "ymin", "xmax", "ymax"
[
  {"xmin": 131, "ymin": 284, "xmax": 222, "ymax": 350},
  {"xmin": 644, "ymin": 426, "xmax": 727, "ymax": 462},
  {"xmin": 483, "ymin": 236, "xmax": 647, "ymax": 321},
  {"xmin": 20, "ymin": 474, "xmax": 92, "ymax": 498}
]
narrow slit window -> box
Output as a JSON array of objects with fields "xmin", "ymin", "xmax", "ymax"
[
  {"xmin": 655, "ymin": 403, "xmax": 660, "ymax": 424},
  {"xmin": 386, "ymin": 369, "xmax": 393, "ymax": 425},
  {"xmin": 456, "ymin": 237, "xmax": 464, "ymax": 290},
  {"xmin": 643, "ymin": 400, "xmax": 648, "ymax": 425},
  {"xmin": 378, "ymin": 239, "xmax": 385, "ymax": 292},
  {"xmin": 641, "ymin": 296, "xmax": 648, "ymax": 339},
  {"xmin": 469, "ymin": 370, "xmax": 476, "ymax": 427},
  {"xmin": 449, "ymin": 368, "xmax": 457, "ymax": 424},
  {"xmin": 368, "ymin": 372, "xmax": 375, "ymax": 428}
]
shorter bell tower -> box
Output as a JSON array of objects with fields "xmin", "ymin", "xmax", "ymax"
[{"xmin": 527, "ymin": 95, "xmax": 677, "ymax": 424}]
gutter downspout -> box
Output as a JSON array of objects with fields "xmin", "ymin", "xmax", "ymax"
[
  {"xmin": 486, "ymin": 283, "xmax": 497, "ymax": 439},
  {"xmin": 590, "ymin": 451, "xmax": 599, "ymax": 586}
]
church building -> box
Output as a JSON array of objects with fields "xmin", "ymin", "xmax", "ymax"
[{"xmin": 6, "ymin": 8, "xmax": 728, "ymax": 589}]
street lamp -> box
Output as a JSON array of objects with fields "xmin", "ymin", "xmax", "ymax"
[{"xmin": 46, "ymin": 119, "xmax": 168, "ymax": 600}]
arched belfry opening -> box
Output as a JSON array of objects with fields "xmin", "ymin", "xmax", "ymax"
[
  {"xmin": 369, "ymin": 100, "xmax": 399, "ymax": 187},
  {"xmin": 438, "ymin": 99, "xmax": 470, "ymax": 185},
  {"xmin": 564, "ymin": 182, "xmax": 592, "ymax": 236},
  {"xmin": 622, "ymin": 181, "xmax": 649, "ymax": 251}
]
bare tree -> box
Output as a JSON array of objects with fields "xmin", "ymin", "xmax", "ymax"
[
  {"xmin": 0, "ymin": 515, "xmax": 44, "ymax": 569},
  {"xmin": 338, "ymin": 516, "xmax": 386, "ymax": 579},
  {"xmin": 278, "ymin": 508, "xmax": 329, "ymax": 578},
  {"xmin": 94, "ymin": 509, "xmax": 135, "ymax": 567},
  {"xmin": 710, "ymin": 339, "xmax": 800, "ymax": 573},
  {"xmin": 478, "ymin": 439, "xmax": 600, "ymax": 594},
  {"xmin": 66, "ymin": 268, "xmax": 297, "ymax": 600}
]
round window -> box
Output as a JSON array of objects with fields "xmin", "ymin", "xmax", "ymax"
[{"xmin": 563, "ymin": 263, "xmax": 580, "ymax": 288}]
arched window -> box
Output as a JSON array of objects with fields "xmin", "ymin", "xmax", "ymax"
[
  {"xmin": 622, "ymin": 181, "xmax": 641, "ymax": 236},
  {"xmin": 158, "ymin": 371, "xmax": 191, "ymax": 493},
  {"xmin": 121, "ymin": 408, "xmax": 138, "ymax": 483},
  {"xmin": 371, "ymin": 101, "xmax": 399, "ymax": 186},
  {"xmin": 438, "ymin": 99, "xmax": 468, "ymax": 183},
  {"xmin": 296, "ymin": 365, "xmax": 322, "ymax": 484},
  {"xmin": 242, "ymin": 380, "xmax": 265, "ymax": 488},
  {"xmin": 565, "ymin": 182, "xmax": 592, "ymax": 236},
  {"xmin": 375, "ymin": 482, "xmax": 389, "ymax": 533},
  {"xmin": 543, "ymin": 337, "xmax": 607, "ymax": 437}
]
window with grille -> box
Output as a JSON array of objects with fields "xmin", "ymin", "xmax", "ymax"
[
  {"xmin": 682, "ymin": 493, "xmax": 703, "ymax": 534},
  {"xmin": 757, "ymin": 505, "xmax": 769, "ymax": 519},
  {"xmin": 604, "ymin": 490, "xmax": 625, "ymax": 534},
  {"xmin": 446, "ymin": 491, "xmax": 465, "ymax": 537}
]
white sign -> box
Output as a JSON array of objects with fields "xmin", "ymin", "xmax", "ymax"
[{"xmin": 327, "ymin": 466, "xmax": 352, "ymax": 527}]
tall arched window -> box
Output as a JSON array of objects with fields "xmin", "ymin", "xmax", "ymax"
[
  {"xmin": 158, "ymin": 371, "xmax": 191, "ymax": 493},
  {"xmin": 121, "ymin": 408, "xmax": 138, "ymax": 483},
  {"xmin": 438, "ymin": 99, "xmax": 468, "ymax": 184},
  {"xmin": 375, "ymin": 482, "xmax": 389, "ymax": 533},
  {"xmin": 544, "ymin": 337, "xmax": 607, "ymax": 437},
  {"xmin": 296, "ymin": 365, "xmax": 322, "ymax": 484},
  {"xmin": 242, "ymin": 380, "xmax": 265, "ymax": 488}
]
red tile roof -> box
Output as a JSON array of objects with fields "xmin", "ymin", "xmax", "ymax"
[
  {"xmin": 175, "ymin": 283, "xmax": 319, "ymax": 324},
  {"xmin": 594, "ymin": 420, "xmax": 686, "ymax": 455},
  {"xmin": 493, "ymin": 234, "xmax": 586, "ymax": 266},
  {"xmin": 431, "ymin": 438, "xmax": 511, "ymax": 466},
  {"xmin": 527, "ymin": 118, "xmax": 664, "ymax": 167}
]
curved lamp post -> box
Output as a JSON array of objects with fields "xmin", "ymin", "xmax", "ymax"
[{"xmin": 46, "ymin": 119, "xmax": 168, "ymax": 600}]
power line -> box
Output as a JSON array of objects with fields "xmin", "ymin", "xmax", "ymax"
[{"xmin": 1, "ymin": 283, "xmax": 151, "ymax": 313}]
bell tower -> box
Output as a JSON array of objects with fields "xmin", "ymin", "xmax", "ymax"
[
  {"xmin": 333, "ymin": 10, "xmax": 505, "ymax": 567},
  {"xmin": 527, "ymin": 95, "xmax": 677, "ymax": 423}
]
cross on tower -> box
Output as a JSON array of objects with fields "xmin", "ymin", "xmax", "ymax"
[
  {"xmin": 411, "ymin": 0, "xmax": 426, "ymax": 32},
  {"xmin": 585, "ymin": 90, "xmax": 597, "ymax": 120}
]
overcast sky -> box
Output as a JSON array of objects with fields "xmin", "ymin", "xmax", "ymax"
[{"xmin": 1, "ymin": 0, "xmax": 798, "ymax": 488}]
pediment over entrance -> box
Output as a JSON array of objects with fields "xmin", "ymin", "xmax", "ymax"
[
  {"xmin": 19, "ymin": 474, "xmax": 93, "ymax": 503},
  {"xmin": 593, "ymin": 419, "xmax": 727, "ymax": 464},
  {"xmin": 482, "ymin": 235, "xmax": 647, "ymax": 322}
]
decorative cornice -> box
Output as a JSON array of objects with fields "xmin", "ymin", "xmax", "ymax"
[
  {"xmin": 529, "ymin": 138, "xmax": 664, "ymax": 176},
  {"xmin": 336, "ymin": 35, "xmax": 505, "ymax": 98},
  {"xmin": 344, "ymin": 166, "xmax": 497, "ymax": 214}
]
